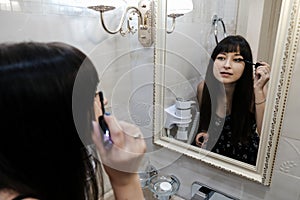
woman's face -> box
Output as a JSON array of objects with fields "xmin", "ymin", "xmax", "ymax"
[{"xmin": 213, "ymin": 51, "xmax": 245, "ymax": 85}]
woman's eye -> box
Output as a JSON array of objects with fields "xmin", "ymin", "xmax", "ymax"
[
  {"xmin": 216, "ymin": 56, "xmax": 225, "ymax": 61},
  {"xmin": 234, "ymin": 58, "xmax": 243, "ymax": 62}
]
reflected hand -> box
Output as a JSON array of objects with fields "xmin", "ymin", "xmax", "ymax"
[
  {"xmin": 254, "ymin": 61, "xmax": 271, "ymax": 90},
  {"xmin": 195, "ymin": 132, "xmax": 209, "ymax": 148}
]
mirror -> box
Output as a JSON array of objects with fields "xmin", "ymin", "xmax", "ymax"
[{"xmin": 153, "ymin": 0, "xmax": 299, "ymax": 185}]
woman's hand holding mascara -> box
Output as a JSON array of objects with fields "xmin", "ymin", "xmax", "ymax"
[
  {"xmin": 92, "ymin": 116, "xmax": 146, "ymax": 173},
  {"xmin": 92, "ymin": 116, "xmax": 146, "ymax": 200},
  {"xmin": 93, "ymin": 93, "xmax": 146, "ymax": 174},
  {"xmin": 93, "ymin": 93, "xmax": 146, "ymax": 199},
  {"xmin": 254, "ymin": 61, "xmax": 271, "ymax": 90},
  {"xmin": 253, "ymin": 62, "xmax": 270, "ymax": 135}
]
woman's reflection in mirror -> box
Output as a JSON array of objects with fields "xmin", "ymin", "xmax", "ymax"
[{"xmin": 192, "ymin": 35, "xmax": 271, "ymax": 165}]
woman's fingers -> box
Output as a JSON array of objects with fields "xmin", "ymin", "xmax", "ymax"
[
  {"xmin": 195, "ymin": 132, "xmax": 208, "ymax": 148},
  {"xmin": 254, "ymin": 62, "xmax": 271, "ymax": 89},
  {"xmin": 92, "ymin": 116, "xmax": 146, "ymax": 173}
]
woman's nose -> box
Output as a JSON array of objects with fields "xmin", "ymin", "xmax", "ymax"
[{"xmin": 224, "ymin": 59, "xmax": 231, "ymax": 69}]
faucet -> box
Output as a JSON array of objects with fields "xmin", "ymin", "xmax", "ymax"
[
  {"xmin": 139, "ymin": 162, "xmax": 158, "ymax": 188},
  {"xmin": 191, "ymin": 181, "xmax": 239, "ymax": 200}
]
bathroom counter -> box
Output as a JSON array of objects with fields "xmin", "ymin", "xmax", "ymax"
[
  {"xmin": 104, "ymin": 188, "xmax": 185, "ymax": 199},
  {"xmin": 171, "ymin": 195, "xmax": 185, "ymax": 200},
  {"xmin": 142, "ymin": 188, "xmax": 185, "ymax": 200}
]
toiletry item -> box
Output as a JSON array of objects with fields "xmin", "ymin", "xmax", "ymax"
[
  {"xmin": 242, "ymin": 59, "xmax": 262, "ymax": 69},
  {"xmin": 98, "ymin": 91, "xmax": 113, "ymax": 148}
]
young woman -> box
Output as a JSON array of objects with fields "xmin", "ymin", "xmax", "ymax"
[
  {"xmin": 193, "ymin": 35, "xmax": 270, "ymax": 165},
  {"xmin": 0, "ymin": 42, "xmax": 146, "ymax": 200}
]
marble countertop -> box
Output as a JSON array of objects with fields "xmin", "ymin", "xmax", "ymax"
[
  {"xmin": 143, "ymin": 188, "xmax": 185, "ymax": 200},
  {"xmin": 104, "ymin": 187, "xmax": 185, "ymax": 200}
]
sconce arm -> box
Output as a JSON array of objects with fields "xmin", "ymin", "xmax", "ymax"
[
  {"xmin": 167, "ymin": 16, "xmax": 176, "ymax": 34},
  {"xmin": 127, "ymin": 6, "xmax": 144, "ymax": 28},
  {"xmin": 167, "ymin": 14, "xmax": 184, "ymax": 34},
  {"xmin": 89, "ymin": 0, "xmax": 153, "ymax": 46},
  {"xmin": 99, "ymin": 6, "xmax": 143, "ymax": 35}
]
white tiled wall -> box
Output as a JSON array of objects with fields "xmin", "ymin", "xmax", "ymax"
[{"xmin": 0, "ymin": 0, "xmax": 154, "ymax": 126}]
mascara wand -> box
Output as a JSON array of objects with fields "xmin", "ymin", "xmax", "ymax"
[
  {"xmin": 98, "ymin": 91, "xmax": 113, "ymax": 148},
  {"xmin": 242, "ymin": 60, "xmax": 262, "ymax": 69}
]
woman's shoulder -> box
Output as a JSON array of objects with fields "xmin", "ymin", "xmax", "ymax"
[
  {"xmin": 197, "ymin": 81, "xmax": 205, "ymax": 105},
  {"xmin": 197, "ymin": 81, "xmax": 205, "ymax": 92}
]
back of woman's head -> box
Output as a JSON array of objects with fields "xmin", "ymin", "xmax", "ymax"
[{"xmin": 0, "ymin": 42, "xmax": 100, "ymax": 200}]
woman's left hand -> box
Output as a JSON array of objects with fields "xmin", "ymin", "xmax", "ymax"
[
  {"xmin": 92, "ymin": 116, "xmax": 146, "ymax": 199},
  {"xmin": 254, "ymin": 61, "xmax": 271, "ymax": 90},
  {"xmin": 92, "ymin": 117, "xmax": 146, "ymax": 174}
]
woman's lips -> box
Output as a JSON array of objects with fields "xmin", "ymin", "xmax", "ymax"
[{"xmin": 220, "ymin": 71, "xmax": 233, "ymax": 77}]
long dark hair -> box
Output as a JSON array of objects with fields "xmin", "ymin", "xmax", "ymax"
[
  {"xmin": 0, "ymin": 42, "xmax": 102, "ymax": 200},
  {"xmin": 199, "ymin": 35, "xmax": 254, "ymax": 143}
]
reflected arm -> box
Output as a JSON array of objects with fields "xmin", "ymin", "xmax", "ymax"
[
  {"xmin": 197, "ymin": 81, "xmax": 205, "ymax": 106},
  {"xmin": 254, "ymin": 62, "xmax": 271, "ymax": 136},
  {"xmin": 254, "ymin": 85, "xmax": 268, "ymax": 136},
  {"xmin": 195, "ymin": 81, "xmax": 207, "ymax": 147}
]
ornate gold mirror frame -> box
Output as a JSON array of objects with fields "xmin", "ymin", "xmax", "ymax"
[{"xmin": 153, "ymin": 0, "xmax": 300, "ymax": 185}]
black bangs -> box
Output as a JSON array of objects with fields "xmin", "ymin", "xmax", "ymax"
[
  {"xmin": 223, "ymin": 43, "xmax": 240, "ymax": 53},
  {"xmin": 218, "ymin": 40, "xmax": 240, "ymax": 54},
  {"xmin": 212, "ymin": 35, "xmax": 252, "ymax": 62}
]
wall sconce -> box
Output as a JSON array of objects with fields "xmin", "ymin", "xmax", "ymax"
[
  {"xmin": 88, "ymin": 0, "xmax": 154, "ymax": 47},
  {"xmin": 167, "ymin": 0, "xmax": 193, "ymax": 34}
]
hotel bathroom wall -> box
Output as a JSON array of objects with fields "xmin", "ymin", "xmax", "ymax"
[{"xmin": 0, "ymin": 0, "xmax": 154, "ymax": 137}]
